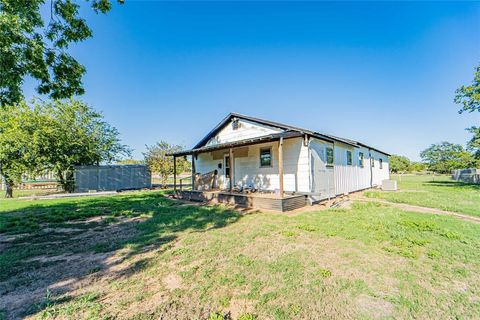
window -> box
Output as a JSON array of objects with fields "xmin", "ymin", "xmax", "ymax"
[
  {"xmin": 260, "ymin": 148, "xmax": 272, "ymax": 167},
  {"xmin": 346, "ymin": 150, "xmax": 352, "ymax": 165},
  {"xmin": 379, "ymin": 158, "xmax": 383, "ymax": 169},
  {"xmin": 225, "ymin": 156, "xmax": 230, "ymax": 178},
  {"xmin": 232, "ymin": 118, "xmax": 240, "ymax": 130},
  {"xmin": 371, "ymin": 157, "xmax": 375, "ymax": 167},
  {"xmin": 326, "ymin": 147, "xmax": 334, "ymax": 166},
  {"xmin": 358, "ymin": 152, "xmax": 364, "ymax": 167}
]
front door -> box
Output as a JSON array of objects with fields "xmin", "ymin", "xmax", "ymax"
[{"xmin": 223, "ymin": 154, "xmax": 231, "ymax": 190}]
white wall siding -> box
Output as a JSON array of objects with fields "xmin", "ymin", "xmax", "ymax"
[
  {"xmin": 333, "ymin": 143, "xmax": 358, "ymax": 195},
  {"xmin": 194, "ymin": 130, "xmax": 390, "ymax": 196},
  {"xmin": 206, "ymin": 119, "xmax": 282, "ymax": 146},
  {"xmin": 195, "ymin": 137, "xmax": 310, "ymax": 192},
  {"xmin": 370, "ymin": 150, "xmax": 390, "ymax": 186}
]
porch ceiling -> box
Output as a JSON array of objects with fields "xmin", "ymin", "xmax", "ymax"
[{"xmin": 168, "ymin": 131, "xmax": 303, "ymax": 157}]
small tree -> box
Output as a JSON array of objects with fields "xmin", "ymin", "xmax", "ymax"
[
  {"xmin": 389, "ymin": 155, "xmax": 411, "ymax": 173},
  {"xmin": 143, "ymin": 141, "xmax": 190, "ymax": 185}
]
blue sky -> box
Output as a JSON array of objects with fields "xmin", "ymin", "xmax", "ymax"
[{"xmin": 28, "ymin": 1, "xmax": 480, "ymax": 161}]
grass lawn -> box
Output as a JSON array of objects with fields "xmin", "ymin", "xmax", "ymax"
[
  {"xmin": 1, "ymin": 190, "xmax": 479, "ymax": 319},
  {"xmin": 365, "ymin": 174, "xmax": 480, "ymax": 218}
]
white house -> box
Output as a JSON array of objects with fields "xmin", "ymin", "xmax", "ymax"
[{"xmin": 171, "ymin": 113, "xmax": 390, "ymax": 211}]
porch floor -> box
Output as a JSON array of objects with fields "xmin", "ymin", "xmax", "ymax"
[{"xmin": 176, "ymin": 189, "xmax": 307, "ymax": 212}]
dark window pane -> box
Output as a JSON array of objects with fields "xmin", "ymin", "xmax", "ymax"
[
  {"xmin": 326, "ymin": 147, "xmax": 334, "ymax": 165},
  {"xmin": 347, "ymin": 151, "xmax": 352, "ymax": 165},
  {"xmin": 359, "ymin": 152, "xmax": 364, "ymax": 167},
  {"xmin": 260, "ymin": 148, "xmax": 271, "ymax": 167}
]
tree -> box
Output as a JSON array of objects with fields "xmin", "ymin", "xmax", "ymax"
[
  {"xmin": 420, "ymin": 142, "xmax": 473, "ymax": 173},
  {"xmin": 0, "ymin": 99, "xmax": 130, "ymax": 196},
  {"xmin": 454, "ymin": 64, "xmax": 480, "ymax": 113},
  {"xmin": 41, "ymin": 99, "xmax": 131, "ymax": 192},
  {"xmin": 0, "ymin": 0, "xmax": 123, "ymax": 106},
  {"xmin": 143, "ymin": 141, "xmax": 191, "ymax": 185},
  {"xmin": 0, "ymin": 102, "xmax": 47, "ymax": 197},
  {"xmin": 409, "ymin": 162, "xmax": 426, "ymax": 172},
  {"xmin": 466, "ymin": 126, "xmax": 480, "ymax": 160},
  {"xmin": 389, "ymin": 155, "xmax": 411, "ymax": 173}
]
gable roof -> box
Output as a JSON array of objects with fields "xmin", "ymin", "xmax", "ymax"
[{"xmin": 172, "ymin": 112, "xmax": 390, "ymax": 156}]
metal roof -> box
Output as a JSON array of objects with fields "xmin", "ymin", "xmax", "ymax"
[{"xmin": 172, "ymin": 112, "xmax": 390, "ymax": 156}]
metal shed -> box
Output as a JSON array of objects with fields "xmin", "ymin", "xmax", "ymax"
[{"xmin": 73, "ymin": 165, "xmax": 151, "ymax": 192}]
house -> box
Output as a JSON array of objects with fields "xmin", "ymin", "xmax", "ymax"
[{"xmin": 170, "ymin": 113, "xmax": 390, "ymax": 211}]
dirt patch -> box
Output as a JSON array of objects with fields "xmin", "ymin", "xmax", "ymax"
[
  {"xmin": 356, "ymin": 294, "xmax": 394, "ymax": 319},
  {"xmin": 163, "ymin": 274, "xmax": 183, "ymax": 290},
  {"xmin": 0, "ymin": 215, "xmax": 145, "ymax": 320},
  {"xmin": 228, "ymin": 298, "xmax": 255, "ymax": 319}
]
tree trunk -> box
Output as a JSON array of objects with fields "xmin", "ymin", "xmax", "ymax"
[
  {"xmin": 5, "ymin": 179, "xmax": 13, "ymax": 198},
  {"xmin": 65, "ymin": 170, "xmax": 74, "ymax": 193}
]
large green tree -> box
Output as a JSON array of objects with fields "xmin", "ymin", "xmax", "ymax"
[
  {"xmin": 455, "ymin": 64, "xmax": 480, "ymax": 113},
  {"xmin": 0, "ymin": 101, "xmax": 47, "ymax": 197},
  {"xmin": 420, "ymin": 142, "xmax": 476, "ymax": 173},
  {"xmin": 41, "ymin": 99, "xmax": 131, "ymax": 192},
  {"xmin": 143, "ymin": 141, "xmax": 191, "ymax": 185},
  {"xmin": 466, "ymin": 126, "xmax": 480, "ymax": 160},
  {"xmin": 0, "ymin": 0, "xmax": 123, "ymax": 106},
  {"xmin": 0, "ymin": 100, "xmax": 130, "ymax": 196}
]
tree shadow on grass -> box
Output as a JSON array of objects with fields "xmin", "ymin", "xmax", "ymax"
[
  {"xmin": 0, "ymin": 191, "xmax": 242, "ymax": 319},
  {"xmin": 424, "ymin": 180, "xmax": 480, "ymax": 190}
]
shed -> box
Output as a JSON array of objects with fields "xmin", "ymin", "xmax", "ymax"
[{"xmin": 74, "ymin": 164, "xmax": 151, "ymax": 192}]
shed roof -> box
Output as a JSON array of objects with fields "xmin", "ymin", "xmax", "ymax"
[{"xmin": 170, "ymin": 112, "xmax": 390, "ymax": 156}]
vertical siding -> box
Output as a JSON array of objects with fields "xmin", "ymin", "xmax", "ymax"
[
  {"xmin": 333, "ymin": 143, "xmax": 357, "ymax": 195},
  {"xmin": 309, "ymin": 138, "xmax": 335, "ymax": 198},
  {"xmin": 206, "ymin": 119, "xmax": 282, "ymax": 146}
]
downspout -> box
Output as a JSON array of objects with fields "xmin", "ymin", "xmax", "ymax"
[{"xmin": 306, "ymin": 135, "xmax": 312, "ymax": 194}]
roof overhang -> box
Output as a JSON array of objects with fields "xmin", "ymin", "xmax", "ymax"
[{"xmin": 169, "ymin": 131, "xmax": 303, "ymax": 157}]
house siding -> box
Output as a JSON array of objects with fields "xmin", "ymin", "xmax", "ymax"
[
  {"xmin": 195, "ymin": 137, "xmax": 310, "ymax": 192},
  {"xmin": 206, "ymin": 119, "xmax": 282, "ymax": 146}
]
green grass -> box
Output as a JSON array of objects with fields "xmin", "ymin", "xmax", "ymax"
[
  {"xmin": 1, "ymin": 190, "xmax": 479, "ymax": 319},
  {"xmin": 365, "ymin": 174, "xmax": 480, "ymax": 217}
]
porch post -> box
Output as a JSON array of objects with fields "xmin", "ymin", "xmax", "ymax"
[
  {"xmin": 173, "ymin": 156, "xmax": 177, "ymax": 191},
  {"xmin": 229, "ymin": 148, "xmax": 234, "ymax": 192},
  {"xmin": 278, "ymin": 137, "xmax": 284, "ymax": 197},
  {"xmin": 191, "ymin": 153, "xmax": 196, "ymax": 190}
]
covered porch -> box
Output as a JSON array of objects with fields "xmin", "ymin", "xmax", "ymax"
[{"xmin": 169, "ymin": 131, "xmax": 309, "ymax": 212}]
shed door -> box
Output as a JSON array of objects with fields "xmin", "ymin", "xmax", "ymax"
[{"xmin": 310, "ymin": 143, "xmax": 335, "ymax": 199}]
